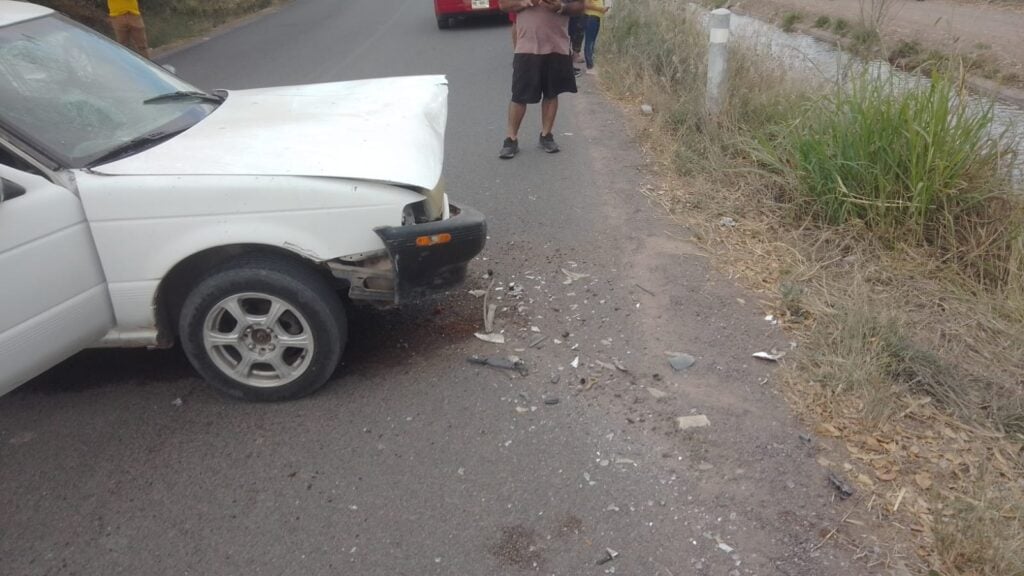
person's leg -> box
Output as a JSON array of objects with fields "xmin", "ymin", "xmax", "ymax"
[
  {"xmin": 584, "ymin": 16, "xmax": 601, "ymax": 69},
  {"xmin": 507, "ymin": 101, "xmax": 527, "ymax": 139},
  {"xmin": 540, "ymin": 97, "xmax": 558, "ymax": 136},
  {"xmin": 110, "ymin": 15, "xmax": 132, "ymax": 48},
  {"xmin": 128, "ymin": 14, "xmax": 152, "ymax": 58}
]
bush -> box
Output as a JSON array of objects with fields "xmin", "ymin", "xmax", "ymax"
[{"xmin": 813, "ymin": 15, "xmax": 831, "ymax": 29}]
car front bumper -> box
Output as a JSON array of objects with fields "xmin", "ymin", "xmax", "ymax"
[{"xmin": 373, "ymin": 203, "xmax": 487, "ymax": 304}]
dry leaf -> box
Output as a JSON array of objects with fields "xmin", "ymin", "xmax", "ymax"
[
  {"xmin": 876, "ymin": 469, "xmax": 898, "ymax": 482},
  {"xmin": 915, "ymin": 473, "xmax": 933, "ymax": 490}
]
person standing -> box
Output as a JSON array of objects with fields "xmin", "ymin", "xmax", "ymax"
[
  {"xmin": 498, "ymin": 0, "xmax": 585, "ymax": 159},
  {"xmin": 108, "ymin": 0, "xmax": 151, "ymax": 59},
  {"xmin": 583, "ymin": 0, "xmax": 609, "ymax": 74}
]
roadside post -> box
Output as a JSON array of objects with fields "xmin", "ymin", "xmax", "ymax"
[{"xmin": 706, "ymin": 8, "xmax": 731, "ymax": 116}]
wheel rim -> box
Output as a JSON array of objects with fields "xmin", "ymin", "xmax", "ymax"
[{"xmin": 203, "ymin": 292, "xmax": 314, "ymax": 388}]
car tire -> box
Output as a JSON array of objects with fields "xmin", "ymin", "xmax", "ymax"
[
  {"xmin": 437, "ymin": 16, "xmax": 452, "ymax": 29},
  {"xmin": 178, "ymin": 255, "xmax": 347, "ymax": 401}
]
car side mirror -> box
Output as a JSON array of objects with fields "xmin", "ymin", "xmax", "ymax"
[{"xmin": 0, "ymin": 177, "xmax": 27, "ymax": 205}]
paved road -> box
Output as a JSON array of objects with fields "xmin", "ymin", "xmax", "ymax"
[{"xmin": 1, "ymin": 1, "xmax": 884, "ymax": 575}]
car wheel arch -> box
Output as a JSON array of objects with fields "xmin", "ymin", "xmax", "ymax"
[{"xmin": 154, "ymin": 244, "xmax": 345, "ymax": 345}]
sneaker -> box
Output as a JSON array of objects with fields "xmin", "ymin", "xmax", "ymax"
[
  {"xmin": 499, "ymin": 137, "xmax": 519, "ymax": 159},
  {"xmin": 539, "ymin": 133, "xmax": 559, "ymax": 153},
  {"xmin": 585, "ymin": 67, "xmax": 598, "ymax": 76}
]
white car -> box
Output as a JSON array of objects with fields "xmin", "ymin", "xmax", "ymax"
[{"xmin": 0, "ymin": 2, "xmax": 486, "ymax": 400}]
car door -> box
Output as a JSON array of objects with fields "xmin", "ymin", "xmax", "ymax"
[{"xmin": 0, "ymin": 162, "xmax": 115, "ymax": 396}]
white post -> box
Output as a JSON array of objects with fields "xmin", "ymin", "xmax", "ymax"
[{"xmin": 706, "ymin": 8, "xmax": 731, "ymax": 116}]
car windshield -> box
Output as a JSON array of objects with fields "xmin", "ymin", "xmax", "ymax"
[{"xmin": 0, "ymin": 14, "xmax": 219, "ymax": 168}]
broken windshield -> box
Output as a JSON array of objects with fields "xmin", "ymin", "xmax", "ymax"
[{"xmin": 0, "ymin": 14, "xmax": 219, "ymax": 168}]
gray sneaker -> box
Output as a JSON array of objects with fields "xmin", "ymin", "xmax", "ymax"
[
  {"xmin": 539, "ymin": 133, "xmax": 559, "ymax": 153},
  {"xmin": 499, "ymin": 137, "xmax": 519, "ymax": 159}
]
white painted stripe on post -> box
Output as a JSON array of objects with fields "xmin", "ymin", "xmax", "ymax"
[{"xmin": 710, "ymin": 28, "xmax": 729, "ymax": 43}]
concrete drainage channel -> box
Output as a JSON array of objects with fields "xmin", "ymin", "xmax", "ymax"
[{"xmin": 688, "ymin": 3, "xmax": 1024, "ymax": 181}]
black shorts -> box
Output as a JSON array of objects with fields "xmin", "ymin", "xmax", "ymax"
[{"xmin": 511, "ymin": 53, "xmax": 577, "ymax": 104}]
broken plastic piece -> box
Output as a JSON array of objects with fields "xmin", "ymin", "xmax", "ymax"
[
  {"xmin": 467, "ymin": 355, "xmax": 527, "ymax": 375},
  {"xmin": 561, "ymin": 268, "xmax": 591, "ymax": 285},
  {"xmin": 753, "ymin": 350, "xmax": 786, "ymax": 362},
  {"xmin": 596, "ymin": 549, "xmax": 620, "ymax": 565},
  {"xmin": 474, "ymin": 332, "xmax": 505, "ymax": 344}
]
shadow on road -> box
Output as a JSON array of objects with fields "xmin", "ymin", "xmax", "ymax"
[{"xmin": 11, "ymin": 291, "xmax": 484, "ymax": 398}]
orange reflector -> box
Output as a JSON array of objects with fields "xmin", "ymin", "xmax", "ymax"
[{"xmin": 415, "ymin": 233, "xmax": 452, "ymax": 247}]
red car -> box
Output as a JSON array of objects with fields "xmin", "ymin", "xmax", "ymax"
[{"xmin": 434, "ymin": 0, "xmax": 504, "ymax": 29}]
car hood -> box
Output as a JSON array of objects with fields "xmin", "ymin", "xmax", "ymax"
[{"xmin": 95, "ymin": 75, "xmax": 448, "ymax": 190}]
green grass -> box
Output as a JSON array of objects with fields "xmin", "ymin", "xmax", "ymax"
[
  {"xmin": 763, "ymin": 72, "xmax": 1021, "ymax": 285},
  {"xmin": 831, "ymin": 18, "xmax": 850, "ymax": 36},
  {"xmin": 780, "ymin": 11, "xmax": 802, "ymax": 33},
  {"xmin": 813, "ymin": 15, "xmax": 831, "ymax": 29}
]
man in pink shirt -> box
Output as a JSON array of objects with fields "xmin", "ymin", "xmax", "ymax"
[{"xmin": 499, "ymin": 0, "xmax": 585, "ymax": 159}]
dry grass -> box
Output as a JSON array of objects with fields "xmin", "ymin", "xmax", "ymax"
[{"xmin": 603, "ymin": 1, "xmax": 1024, "ymax": 574}]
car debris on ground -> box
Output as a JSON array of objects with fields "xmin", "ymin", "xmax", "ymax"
[
  {"xmin": 596, "ymin": 548, "xmax": 620, "ymax": 565},
  {"xmin": 752, "ymin": 350, "xmax": 786, "ymax": 362},
  {"xmin": 467, "ymin": 355, "xmax": 527, "ymax": 375},
  {"xmin": 676, "ymin": 415, "xmax": 711, "ymax": 430},
  {"xmin": 828, "ymin": 471, "xmax": 855, "ymax": 499}
]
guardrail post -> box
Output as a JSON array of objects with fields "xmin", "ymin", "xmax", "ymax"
[{"xmin": 706, "ymin": 8, "xmax": 731, "ymax": 116}]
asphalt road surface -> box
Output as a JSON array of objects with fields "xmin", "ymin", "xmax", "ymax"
[{"xmin": 1, "ymin": 2, "xmax": 886, "ymax": 575}]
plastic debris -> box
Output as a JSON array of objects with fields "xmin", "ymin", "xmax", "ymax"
[
  {"xmin": 719, "ymin": 216, "xmax": 737, "ymax": 228},
  {"xmin": 647, "ymin": 387, "xmax": 668, "ymax": 399},
  {"xmin": 570, "ymin": 356, "xmax": 580, "ymax": 369},
  {"xmin": 561, "ymin": 268, "xmax": 591, "ymax": 285},
  {"xmin": 171, "ymin": 398, "xmax": 183, "ymax": 407},
  {"xmin": 676, "ymin": 415, "xmax": 711, "ymax": 430},
  {"xmin": 597, "ymin": 549, "xmax": 620, "ymax": 565},
  {"xmin": 612, "ymin": 359, "xmax": 629, "ymax": 372},
  {"xmin": 753, "ymin": 350, "xmax": 786, "ymax": 362},
  {"xmin": 484, "ymin": 303, "xmax": 498, "ymax": 333},
  {"xmin": 544, "ymin": 397, "xmax": 560, "ymax": 406},
  {"xmin": 595, "ymin": 360, "xmax": 617, "ymax": 371},
  {"xmin": 528, "ymin": 334, "xmax": 548, "ymax": 349},
  {"xmin": 468, "ymin": 290, "xmax": 488, "ymax": 298},
  {"xmin": 829, "ymin": 471, "xmax": 855, "ymax": 499},
  {"xmin": 668, "ymin": 353, "xmax": 696, "ymax": 371},
  {"xmin": 474, "ymin": 332, "xmax": 505, "ymax": 344},
  {"xmin": 765, "ymin": 314, "xmax": 778, "ymax": 325},
  {"xmin": 468, "ymin": 355, "xmax": 527, "ymax": 375},
  {"xmin": 640, "ymin": 103, "xmax": 654, "ymax": 115}
]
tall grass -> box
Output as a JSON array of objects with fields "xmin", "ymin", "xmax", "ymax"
[{"xmin": 763, "ymin": 72, "xmax": 1022, "ymax": 286}]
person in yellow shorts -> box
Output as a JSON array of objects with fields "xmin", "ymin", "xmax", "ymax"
[{"xmin": 108, "ymin": 0, "xmax": 151, "ymax": 59}]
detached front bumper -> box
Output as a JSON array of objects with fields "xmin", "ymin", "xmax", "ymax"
[{"xmin": 336, "ymin": 203, "xmax": 484, "ymax": 305}]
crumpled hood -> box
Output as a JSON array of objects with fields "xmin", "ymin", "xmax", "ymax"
[{"xmin": 96, "ymin": 75, "xmax": 448, "ymax": 190}]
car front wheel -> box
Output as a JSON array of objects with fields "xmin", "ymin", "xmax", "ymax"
[{"xmin": 179, "ymin": 255, "xmax": 347, "ymax": 401}]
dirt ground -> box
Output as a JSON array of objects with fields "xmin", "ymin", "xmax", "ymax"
[{"xmin": 727, "ymin": 0, "xmax": 1024, "ymax": 85}]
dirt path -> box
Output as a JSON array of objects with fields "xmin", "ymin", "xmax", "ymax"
[{"xmin": 729, "ymin": 0, "xmax": 1024, "ymax": 84}]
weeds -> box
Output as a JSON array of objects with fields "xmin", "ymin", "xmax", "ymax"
[
  {"xmin": 780, "ymin": 11, "xmax": 802, "ymax": 33},
  {"xmin": 813, "ymin": 15, "xmax": 832, "ymax": 29},
  {"xmin": 603, "ymin": 1, "xmax": 1024, "ymax": 573}
]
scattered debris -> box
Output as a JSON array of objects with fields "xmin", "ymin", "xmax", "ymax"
[
  {"xmin": 468, "ymin": 355, "xmax": 527, "ymax": 375},
  {"xmin": 528, "ymin": 334, "xmax": 548, "ymax": 349},
  {"xmin": 605, "ymin": 504, "xmax": 620, "ymax": 512},
  {"xmin": 597, "ymin": 548, "xmax": 620, "ymax": 565},
  {"xmin": 595, "ymin": 360, "xmax": 617, "ymax": 371},
  {"xmin": 484, "ymin": 303, "xmax": 498, "ymax": 333},
  {"xmin": 799, "ymin": 433, "xmax": 812, "ymax": 445},
  {"xmin": 667, "ymin": 353, "xmax": 696, "ymax": 371},
  {"xmin": 599, "ymin": 459, "xmax": 610, "ymax": 467},
  {"xmin": 764, "ymin": 314, "xmax": 778, "ymax": 326},
  {"xmin": 475, "ymin": 332, "xmax": 506, "ymax": 344},
  {"xmin": 717, "ymin": 541, "xmax": 735, "ymax": 554},
  {"xmin": 634, "ymin": 283, "xmax": 656, "ymax": 296},
  {"xmin": 718, "ymin": 216, "xmax": 737, "ymax": 228},
  {"xmin": 752, "ymin": 350, "xmax": 786, "ymax": 362},
  {"xmin": 570, "ymin": 356, "xmax": 580, "ymax": 369},
  {"xmin": 647, "ymin": 387, "xmax": 668, "ymax": 399},
  {"xmin": 550, "ymin": 374, "xmax": 561, "ymax": 384},
  {"xmin": 530, "ymin": 326, "xmax": 541, "ymax": 333},
  {"xmin": 828, "ymin": 471, "xmax": 855, "ymax": 500},
  {"xmin": 544, "ymin": 397, "xmax": 560, "ymax": 406},
  {"xmin": 612, "ymin": 359, "xmax": 629, "ymax": 372},
  {"xmin": 468, "ymin": 290, "xmax": 488, "ymax": 298},
  {"xmin": 614, "ymin": 458, "xmax": 637, "ymax": 466},
  {"xmin": 171, "ymin": 398, "xmax": 183, "ymax": 407},
  {"xmin": 676, "ymin": 415, "xmax": 711, "ymax": 430},
  {"xmin": 697, "ymin": 463, "xmax": 715, "ymax": 471},
  {"xmin": 640, "ymin": 103, "xmax": 654, "ymax": 115},
  {"xmin": 561, "ymin": 268, "xmax": 591, "ymax": 285}
]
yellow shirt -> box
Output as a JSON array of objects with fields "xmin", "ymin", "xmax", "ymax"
[
  {"xmin": 108, "ymin": 0, "xmax": 141, "ymax": 17},
  {"xmin": 584, "ymin": 0, "xmax": 606, "ymax": 18}
]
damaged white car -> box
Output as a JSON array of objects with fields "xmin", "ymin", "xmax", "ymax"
[{"xmin": 0, "ymin": 2, "xmax": 486, "ymax": 400}]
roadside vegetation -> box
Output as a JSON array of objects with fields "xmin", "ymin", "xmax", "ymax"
[
  {"xmin": 602, "ymin": 1, "xmax": 1024, "ymax": 574},
  {"xmin": 34, "ymin": 0, "xmax": 279, "ymax": 48}
]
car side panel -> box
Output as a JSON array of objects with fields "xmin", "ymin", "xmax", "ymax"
[
  {"xmin": 0, "ymin": 167, "xmax": 115, "ymax": 394},
  {"xmin": 74, "ymin": 173, "xmax": 421, "ymax": 339},
  {"xmin": 436, "ymin": 0, "xmax": 501, "ymax": 16}
]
